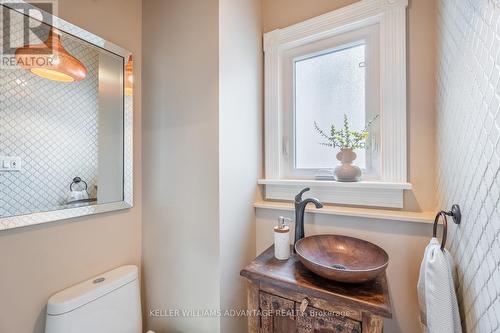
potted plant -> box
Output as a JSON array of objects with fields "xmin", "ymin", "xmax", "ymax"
[{"xmin": 314, "ymin": 114, "xmax": 376, "ymax": 182}]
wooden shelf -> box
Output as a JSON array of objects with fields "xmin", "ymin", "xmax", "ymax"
[{"xmin": 254, "ymin": 201, "xmax": 436, "ymax": 224}]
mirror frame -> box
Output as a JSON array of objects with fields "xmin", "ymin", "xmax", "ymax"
[{"xmin": 0, "ymin": 1, "xmax": 133, "ymax": 231}]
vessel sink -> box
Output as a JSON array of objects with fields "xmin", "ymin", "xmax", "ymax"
[{"xmin": 295, "ymin": 235, "xmax": 389, "ymax": 284}]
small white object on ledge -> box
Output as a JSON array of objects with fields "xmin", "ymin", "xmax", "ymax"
[
  {"xmin": 274, "ymin": 216, "xmax": 291, "ymax": 260},
  {"xmin": 314, "ymin": 169, "xmax": 335, "ymax": 180}
]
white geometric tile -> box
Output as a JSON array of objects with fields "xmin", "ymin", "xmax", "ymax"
[{"xmin": 436, "ymin": 0, "xmax": 500, "ymax": 332}]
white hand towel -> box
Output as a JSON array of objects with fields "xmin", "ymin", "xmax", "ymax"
[
  {"xmin": 417, "ymin": 238, "xmax": 462, "ymax": 333},
  {"xmin": 67, "ymin": 190, "xmax": 89, "ymax": 204}
]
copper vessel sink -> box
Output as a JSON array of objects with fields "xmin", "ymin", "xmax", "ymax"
[{"xmin": 295, "ymin": 235, "xmax": 389, "ymax": 284}]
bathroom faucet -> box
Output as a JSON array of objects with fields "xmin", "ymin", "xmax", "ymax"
[{"xmin": 294, "ymin": 188, "xmax": 323, "ymax": 249}]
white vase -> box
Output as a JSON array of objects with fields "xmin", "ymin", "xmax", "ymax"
[{"xmin": 334, "ymin": 148, "xmax": 361, "ymax": 182}]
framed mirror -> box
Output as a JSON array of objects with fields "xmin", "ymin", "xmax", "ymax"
[{"xmin": 0, "ymin": 1, "xmax": 133, "ymax": 230}]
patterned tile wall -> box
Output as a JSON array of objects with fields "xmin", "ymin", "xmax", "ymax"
[
  {"xmin": 436, "ymin": 0, "xmax": 500, "ymax": 332},
  {"xmin": 0, "ymin": 14, "xmax": 98, "ymax": 218}
]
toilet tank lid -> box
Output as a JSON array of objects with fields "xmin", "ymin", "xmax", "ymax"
[{"xmin": 47, "ymin": 265, "xmax": 138, "ymax": 315}]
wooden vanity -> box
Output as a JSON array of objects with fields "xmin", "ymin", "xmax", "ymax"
[{"xmin": 240, "ymin": 246, "xmax": 392, "ymax": 333}]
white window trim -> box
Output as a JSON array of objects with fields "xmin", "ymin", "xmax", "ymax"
[{"xmin": 262, "ymin": 0, "xmax": 409, "ymax": 209}]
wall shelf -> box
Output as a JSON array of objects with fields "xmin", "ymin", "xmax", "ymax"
[{"xmin": 254, "ymin": 200, "xmax": 435, "ymax": 224}]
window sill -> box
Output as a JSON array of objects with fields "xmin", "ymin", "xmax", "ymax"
[
  {"xmin": 254, "ymin": 200, "xmax": 435, "ymax": 224},
  {"xmin": 257, "ymin": 179, "xmax": 412, "ymax": 208}
]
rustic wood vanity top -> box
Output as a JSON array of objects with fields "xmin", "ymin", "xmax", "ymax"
[{"xmin": 241, "ymin": 246, "xmax": 392, "ymax": 319}]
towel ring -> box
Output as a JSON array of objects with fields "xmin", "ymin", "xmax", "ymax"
[
  {"xmin": 433, "ymin": 204, "xmax": 461, "ymax": 251},
  {"xmin": 70, "ymin": 177, "xmax": 88, "ymax": 191}
]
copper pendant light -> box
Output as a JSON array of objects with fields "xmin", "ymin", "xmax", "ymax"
[
  {"xmin": 125, "ymin": 55, "xmax": 133, "ymax": 96},
  {"xmin": 15, "ymin": 28, "xmax": 87, "ymax": 82}
]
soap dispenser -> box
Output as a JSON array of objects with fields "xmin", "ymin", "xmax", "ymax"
[{"xmin": 274, "ymin": 216, "xmax": 291, "ymax": 260}]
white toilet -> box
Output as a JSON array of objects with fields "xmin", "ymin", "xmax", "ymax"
[{"xmin": 45, "ymin": 265, "xmax": 146, "ymax": 333}]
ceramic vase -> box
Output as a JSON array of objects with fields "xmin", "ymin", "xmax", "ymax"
[{"xmin": 334, "ymin": 148, "xmax": 361, "ymax": 182}]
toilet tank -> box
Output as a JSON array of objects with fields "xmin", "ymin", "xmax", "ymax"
[{"xmin": 45, "ymin": 265, "xmax": 141, "ymax": 333}]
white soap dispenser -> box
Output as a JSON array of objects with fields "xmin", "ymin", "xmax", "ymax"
[{"xmin": 274, "ymin": 216, "xmax": 291, "ymax": 260}]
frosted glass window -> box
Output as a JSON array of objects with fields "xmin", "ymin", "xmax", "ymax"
[{"xmin": 295, "ymin": 43, "xmax": 366, "ymax": 169}]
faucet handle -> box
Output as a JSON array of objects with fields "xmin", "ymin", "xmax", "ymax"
[{"xmin": 295, "ymin": 187, "xmax": 311, "ymax": 203}]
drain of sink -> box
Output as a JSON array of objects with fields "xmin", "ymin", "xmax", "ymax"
[{"xmin": 331, "ymin": 264, "xmax": 347, "ymax": 270}]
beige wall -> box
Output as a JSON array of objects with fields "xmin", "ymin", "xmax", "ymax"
[
  {"xmin": 262, "ymin": 0, "xmax": 358, "ymax": 32},
  {"xmin": 141, "ymin": 0, "xmax": 221, "ymax": 332},
  {"xmin": 219, "ymin": 0, "xmax": 262, "ymax": 331},
  {"xmin": 142, "ymin": 0, "xmax": 263, "ymax": 331},
  {"xmin": 0, "ymin": 1, "xmax": 142, "ymax": 333},
  {"xmin": 405, "ymin": 0, "xmax": 437, "ymax": 212},
  {"xmin": 262, "ymin": 0, "xmax": 437, "ymax": 212}
]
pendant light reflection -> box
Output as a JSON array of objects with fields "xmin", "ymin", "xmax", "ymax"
[
  {"xmin": 125, "ymin": 55, "xmax": 133, "ymax": 96},
  {"xmin": 15, "ymin": 28, "xmax": 87, "ymax": 82}
]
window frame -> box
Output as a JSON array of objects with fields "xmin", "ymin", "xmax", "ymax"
[
  {"xmin": 261, "ymin": 0, "xmax": 410, "ymax": 208},
  {"xmin": 281, "ymin": 24, "xmax": 380, "ymax": 180}
]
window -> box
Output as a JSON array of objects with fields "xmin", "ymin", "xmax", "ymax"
[
  {"xmin": 295, "ymin": 43, "xmax": 367, "ymax": 170},
  {"xmin": 261, "ymin": 0, "xmax": 410, "ymax": 208},
  {"xmin": 281, "ymin": 25, "xmax": 380, "ymax": 180}
]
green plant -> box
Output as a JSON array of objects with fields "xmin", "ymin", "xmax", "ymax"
[{"xmin": 314, "ymin": 114, "xmax": 378, "ymax": 150}]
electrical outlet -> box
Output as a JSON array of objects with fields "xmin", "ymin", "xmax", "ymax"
[{"xmin": 0, "ymin": 156, "xmax": 21, "ymax": 172}]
